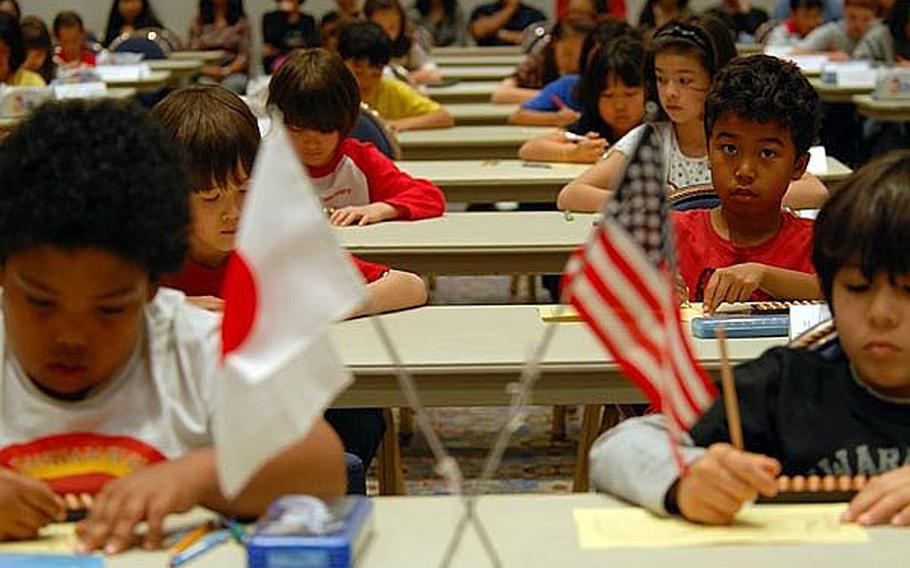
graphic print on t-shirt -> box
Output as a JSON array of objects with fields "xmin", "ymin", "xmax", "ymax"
[{"xmin": 0, "ymin": 432, "xmax": 166, "ymax": 495}]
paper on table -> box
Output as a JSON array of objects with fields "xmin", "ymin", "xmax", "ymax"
[
  {"xmin": 807, "ymin": 146, "xmax": 828, "ymax": 175},
  {"xmin": 789, "ymin": 303, "xmax": 832, "ymax": 340},
  {"xmin": 573, "ymin": 504, "xmax": 868, "ymax": 549},
  {"xmin": 0, "ymin": 524, "xmax": 78, "ymax": 554},
  {"xmin": 0, "ymin": 554, "xmax": 103, "ymax": 568}
]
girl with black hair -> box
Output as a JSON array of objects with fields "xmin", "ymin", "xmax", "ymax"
[
  {"xmin": 103, "ymin": 0, "xmax": 164, "ymax": 47},
  {"xmin": 519, "ymin": 36, "xmax": 645, "ymax": 162},
  {"xmin": 0, "ymin": 12, "xmax": 44, "ymax": 86},
  {"xmin": 189, "ymin": 0, "xmax": 250, "ymax": 94}
]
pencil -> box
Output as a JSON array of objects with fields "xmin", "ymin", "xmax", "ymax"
[
  {"xmin": 715, "ymin": 326, "xmax": 744, "ymax": 450},
  {"xmin": 170, "ymin": 520, "xmax": 215, "ymax": 556},
  {"xmin": 550, "ymin": 94, "xmax": 567, "ymax": 109}
]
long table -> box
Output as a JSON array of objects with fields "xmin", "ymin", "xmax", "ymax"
[
  {"xmin": 332, "ymin": 304, "xmax": 781, "ymax": 408},
  {"xmin": 853, "ymin": 95, "xmax": 910, "ymax": 122},
  {"xmin": 103, "ymin": 70, "xmax": 171, "ymax": 91},
  {"xmin": 0, "ymin": 88, "xmax": 138, "ymax": 131},
  {"xmin": 446, "ymin": 102, "xmax": 517, "ymax": 125},
  {"xmin": 90, "ymin": 489, "xmax": 910, "ymax": 567},
  {"xmin": 337, "ymin": 211, "xmax": 589, "ymax": 275},
  {"xmin": 440, "ymin": 65, "xmax": 515, "ymax": 81},
  {"xmin": 808, "ymin": 78, "xmax": 874, "ymax": 103},
  {"xmin": 397, "ymin": 125, "xmax": 554, "ymax": 159},
  {"xmin": 432, "ymin": 44, "xmax": 522, "ymax": 56},
  {"xmin": 170, "ymin": 49, "xmax": 225, "ymax": 62},
  {"xmin": 398, "ymin": 159, "xmax": 588, "ymax": 202},
  {"xmin": 424, "ymin": 80, "xmax": 498, "ymax": 104},
  {"xmin": 434, "ymin": 53, "xmax": 524, "ymax": 66},
  {"xmin": 148, "ymin": 58, "xmax": 203, "ymax": 85}
]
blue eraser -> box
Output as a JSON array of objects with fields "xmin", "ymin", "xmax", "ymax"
[
  {"xmin": 691, "ymin": 314, "xmax": 790, "ymax": 338},
  {"xmin": 246, "ymin": 496, "xmax": 373, "ymax": 568},
  {"xmin": 0, "ymin": 554, "xmax": 103, "ymax": 568}
]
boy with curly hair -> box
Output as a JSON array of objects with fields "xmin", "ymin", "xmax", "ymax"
[
  {"xmin": 671, "ymin": 54, "xmax": 825, "ymax": 313},
  {"xmin": 0, "ymin": 100, "xmax": 345, "ymax": 550}
]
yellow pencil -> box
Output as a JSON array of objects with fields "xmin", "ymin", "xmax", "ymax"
[{"xmin": 170, "ymin": 520, "xmax": 215, "ymax": 556}]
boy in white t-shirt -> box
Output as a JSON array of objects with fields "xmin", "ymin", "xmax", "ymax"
[{"xmin": 0, "ymin": 99, "xmax": 346, "ymax": 552}]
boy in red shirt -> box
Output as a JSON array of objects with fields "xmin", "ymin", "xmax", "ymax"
[
  {"xmin": 267, "ymin": 48, "xmax": 446, "ymax": 226},
  {"xmin": 52, "ymin": 11, "xmax": 96, "ymax": 68},
  {"xmin": 673, "ymin": 55, "xmax": 824, "ymax": 313}
]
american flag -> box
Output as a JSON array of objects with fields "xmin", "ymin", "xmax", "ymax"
[{"xmin": 562, "ymin": 124, "xmax": 716, "ymax": 432}]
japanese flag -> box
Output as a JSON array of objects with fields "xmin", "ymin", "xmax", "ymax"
[{"xmin": 213, "ymin": 121, "xmax": 365, "ymax": 498}]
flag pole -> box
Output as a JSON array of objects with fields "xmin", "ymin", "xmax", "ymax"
[
  {"xmin": 714, "ymin": 325, "xmax": 744, "ymax": 450},
  {"xmin": 364, "ymin": 310, "xmax": 504, "ymax": 568}
]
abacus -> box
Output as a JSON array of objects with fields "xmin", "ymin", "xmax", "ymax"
[
  {"xmin": 758, "ymin": 475, "xmax": 868, "ymax": 504},
  {"xmin": 717, "ymin": 300, "xmax": 826, "ymax": 315}
]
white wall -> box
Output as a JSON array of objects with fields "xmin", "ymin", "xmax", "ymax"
[{"xmin": 19, "ymin": 0, "xmax": 778, "ymax": 74}]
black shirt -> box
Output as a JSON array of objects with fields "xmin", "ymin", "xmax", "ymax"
[
  {"xmin": 469, "ymin": 1, "xmax": 546, "ymax": 47},
  {"xmin": 691, "ymin": 344, "xmax": 910, "ymax": 476},
  {"xmin": 262, "ymin": 10, "xmax": 319, "ymax": 71}
]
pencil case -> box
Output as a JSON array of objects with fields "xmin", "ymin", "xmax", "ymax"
[
  {"xmin": 691, "ymin": 314, "xmax": 790, "ymax": 338},
  {"xmin": 246, "ymin": 496, "xmax": 373, "ymax": 568}
]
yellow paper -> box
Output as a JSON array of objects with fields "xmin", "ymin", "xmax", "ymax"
[
  {"xmin": 573, "ymin": 504, "xmax": 869, "ymax": 549},
  {"xmin": 538, "ymin": 304, "xmax": 704, "ymax": 323},
  {"xmin": 0, "ymin": 523, "xmax": 78, "ymax": 553}
]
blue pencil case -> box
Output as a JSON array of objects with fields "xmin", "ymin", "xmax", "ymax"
[
  {"xmin": 246, "ymin": 496, "xmax": 373, "ymax": 568},
  {"xmin": 691, "ymin": 314, "xmax": 790, "ymax": 338}
]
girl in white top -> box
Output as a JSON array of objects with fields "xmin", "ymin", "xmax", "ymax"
[{"xmin": 558, "ymin": 17, "xmax": 830, "ymax": 213}]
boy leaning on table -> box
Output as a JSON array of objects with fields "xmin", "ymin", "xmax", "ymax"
[
  {"xmin": 0, "ymin": 99, "xmax": 346, "ymax": 551},
  {"xmin": 590, "ymin": 149, "xmax": 910, "ymax": 527}
]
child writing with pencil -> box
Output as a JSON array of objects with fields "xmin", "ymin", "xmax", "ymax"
[
  {"xmin": 673, "ymin": 55, "xmax": 824, "ymax": 312},
  {"xmin": 590, "ymin": 146, "xmax": 910, "ymax": 526},
  {"xmin": 0, "ymin": 99, "xmax": 346, "ymax": 548},
  {"xmin": 268, "ymin": 48, "xmax": 446, "ymax": 226},
  {"xmin": 518, "ymin": 35, "xmax": 646, "ymax": 163}
]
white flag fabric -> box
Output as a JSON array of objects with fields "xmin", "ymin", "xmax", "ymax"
[{"xmin": 214, "ymin": 121, "xmax": 366, "ymax": 498}]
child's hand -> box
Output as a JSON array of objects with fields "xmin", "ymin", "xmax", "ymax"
[
  {"xmin": 75, "ymin": 458, "xmax": 210, "ymax": 554},
  {"xmin": 567, "ymin": 137, "xmax": 608, "ymax": 163},
  {"xmin": 555, "ymin": 107, "xmax": 581, "ymax": 127},
  {"xmin": 0, "ymin": 469, "xmax": 65, "ymax": 540},
  {"xmin": 675, "ymin": 443, "xmax": 780, "ymax": 525},
  {"xmin": 330, "ymin": 203, "xmax": 399, "ymax": 226},
  {"xmin": 843, "ymin": 466, "xmax": 910, "ymax": 526},
  {"xmin": 186, "ymin": 295, "xmax": 225, "ymax": 312},
  {"xmin": 703, "ymin": 263, "xmax": 765, "ymax": 314}
]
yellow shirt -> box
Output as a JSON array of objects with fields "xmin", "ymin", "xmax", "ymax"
[
  {"xmin": 364, "ymin": 76, "xmax": 441, "ymax": 121},
  {"xmin": 9, "ymin": 69, "xmax": 46, "ymax": 88}
]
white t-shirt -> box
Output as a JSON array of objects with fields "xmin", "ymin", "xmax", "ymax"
[
  {"xmin": 0, "ymin": 288, "xmax": 220, "ymax": 495},
  {"xmin": 608, "ymin": 122, "xmax": 716, "ymax": 207}
]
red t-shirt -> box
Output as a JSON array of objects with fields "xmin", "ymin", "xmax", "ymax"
[
  {"xmin": 53, "ymin": 45, "xmax": 97, "ymax": 66},
  {"xmin": 161, "ymin": 254, "xmax": 389, "ymax": 298},
  {"xmin": 672, "ymin": 209, "xmax": 815, "ymax": 302}
]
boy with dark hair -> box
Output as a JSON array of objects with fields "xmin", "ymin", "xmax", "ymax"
[
  {"xmin": 673, "ymin": 54, "xmax": 824, "ymax": 312},
  {"xmin": 337, "ymin": 21, "xmax": 453, "ymax": 132},
  {"xmin": 0, "ymin": 99, "xmax": 346, "ymax": 548},
  {"xmin": 796, "ymin": 0, "xmax": 882, "ymax": 56},
  {"xmin": 766, "ymin": 0, "xmax": 825, "ymax": 45},
  {"xmin": 152, "ymin": 84, "xmax": 426, "ymax": 482},
  {"xmin": 590, "ymin": 149, "xmax": 910, "ymax": 527},
  {"xmin": 52, "ymin": 10, "xmax": 95, "ymax": 67},
  {"xmin": 268, "ymin": 48, "xmax": 445, "ymax": 225}
]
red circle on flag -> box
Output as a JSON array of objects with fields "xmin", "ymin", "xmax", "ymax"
[{"xmin": 221, "ymin": 251, "xmax": 258, "ymax": 357}]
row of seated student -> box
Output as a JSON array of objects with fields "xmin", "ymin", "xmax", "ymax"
[{"xmin": 1, "ymin": 59, "xmax": 909, "ymax": 547}]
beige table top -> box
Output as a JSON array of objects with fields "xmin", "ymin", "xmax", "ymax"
[
  {"xmin": 852, "ymin": 95, "xmax": 910, "ymax": 122},
  {"xmin": 817, "ymin": 155, "xmax": 853, "ymax": 183},
  {"xmin": 170, "ymin": 49, "xmax": 225, "ymax": 62},
  {"xmin": 398, "ymin": 159, "xmax": 588, "ymax": 202},
  {"xmin": 440, "ymin": 65, "xmax": 515, "ymax": 81},
  {"xmin": 432, "ymin": 45, "xmax": 522, "ymax": 56},
  {"xmin": 0, "ymin": 88, "xmax": 138, "ymax": 131},
  {"xmin": 434, "ymin": 53, "xmax": 524, "ymax": 66},
  {"xmin": 397, "ymin": 125, "xmax": 554, "ymax": 159},
  {"xmin": 446, "ymin": 102, "xmax": 517, "ymax": 125},
  {"xmin": 337, "ymin": 211, "xmax": 590, "ymax": 275},
  {"xmin": 96, "ymin": 493, "xmax": 910, "ymax": 567},
  {"xmin": 808, "ymin": 78, "xmax": 875, "ymax": 103},
  {"xmin": 331, "ymin": 304, "xmax": 784, "ymax": 407},
  {"xmin": 424, "ymin": 80, "xmax": 497, "ymax": 104},
  {"xmin": 103, "ymin": 70, "xmax": 171, "ymax": 91},
  {"xmin": 736, "ymin": 42, "xmax": 763, "ymax": 54}
]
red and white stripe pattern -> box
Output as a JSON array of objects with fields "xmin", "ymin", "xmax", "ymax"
[{"xmin": 562, "ymin": 124, "xmax": 716, "ymax": 432}]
